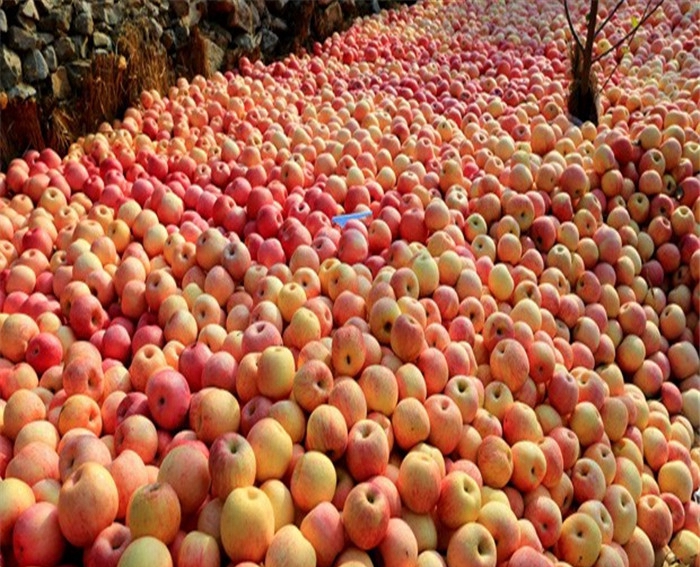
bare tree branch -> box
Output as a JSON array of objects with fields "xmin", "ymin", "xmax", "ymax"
[
  {"xmin": 592, "ymin": 0, "xmax": 665, "ymax": 63},
  {"xmin": 594, "ymin": 0, "xmax": 626, "ymax": 39},
  {"xmin": 563, "ymin": 0, "xmax": 585, "ymax": 53},
  {"xmin": 583, "ymin": 0, "xmax": 599, "ymax": 66}
]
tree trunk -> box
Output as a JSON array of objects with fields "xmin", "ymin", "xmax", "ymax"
[{"xmin": 568, "ymin": 0, "xmax": 600, "ymax": 124}]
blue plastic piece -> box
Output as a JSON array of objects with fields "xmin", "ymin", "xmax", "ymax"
[{"xmin": 332, "ymin": 210, "xmax": 373, "ymax": 228}]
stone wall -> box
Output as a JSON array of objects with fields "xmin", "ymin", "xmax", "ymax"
[{"xmin": 0, "ymin": 0, "xmax": 412, "ymax": 161}]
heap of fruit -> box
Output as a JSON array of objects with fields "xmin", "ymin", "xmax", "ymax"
[{"xmin": 0, "ymin": 0, "xmax": 699, "ymax": 566}]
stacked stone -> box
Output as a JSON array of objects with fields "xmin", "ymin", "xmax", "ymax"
[{"xmin": 0, "ymin": 0, "xmax": 407, "ymax": 104}]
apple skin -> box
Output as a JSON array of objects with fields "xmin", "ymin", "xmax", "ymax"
[
  {"xmin": 126, "ymin": 482, "xmax": 181, "ymax": 545},
  {"xmin": 57, "ymin": 462, "xmax": 119, "ymax": 548},
  {"xmin": 446, "ymin": 521, "xmax": 497, "ymax": 567},
  {"xmin": 145, "ymin": 369, "xmax": 191, "ymax": 431},
  {"xmin": 265, "ymin": 524, "xmax": 318, "ymax": 567},
  {"xmin": 345, "ymin": 418, "xmax": 391, "ymax": 482},
  {"xmin": 220, "ymin": 486, "xmax": 275, "ymax": 564},
  {"xmin": 342, "ymin": 481, "xmax": 391, "ymax": 550},
  {"xmin": 12, "ymin": 501, "xmax": 66, "ymax": 567},
  {"xmin": 208, "ymin": 432, "xmax": 257, "ymax": 500},
  {"xmin": 177, "ymin": 530, "xmax": 220, "ymax": 567},
  {"xmin": 84, "ymin": 522, "xmax": 132, "ymax": 567},
  {"xmin": 116, "ymin": 535, "xmax": 174, "ymax": 567},
  {"xmin": 300, "ymin": 502, "xmax": 346, "ymax": 567},
  {"xmin": 157, "ymin": 443, "xmax": 211, "ymax": 517}
]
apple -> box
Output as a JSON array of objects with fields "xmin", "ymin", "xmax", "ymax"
[
  {"xmin": 290, "ymin": 450, "xmax": 337, "ymax": 512},
  {"xmin": 157, "ymin": 444, "xmax": 211, "ymax": 516},
  {"xmin": 57, "ymin": 462, "xmax": 119, "ymax": 547},
  {"xmin": 397, "ymin": 451, "xmax": 441, "ymax": 514},
  {"xmin": 265, "ymin": 524, "xmax": 317, "ymax": 567},
  {"xmin": 246, "ymin": 417, "xmax": 293, "ymax": 483},
  {"xmin": 446, "ymin": 522, "xmax": 497, "ymax": 567},
  {"xmin": 126, "ymin": 482, "xmax": 181, "ymax": 544},
  {"xmin": 0, "ymin": 477, "xmax": 36, "ymax": 547},
  {"xmin": 145, "ymin": 369, "xmax": 191, "ymax": 431},
  {"xmin": 177, "ymin": 530, "xmax": 220, "ymax": 567},
  {"xmin": 220, "ymin": 486, "xmax": 275, "ymax": 564},
  {"xmin": 11, "ymin": 501, "xmax": 65, "ymax": 566},
  {"xmin": 117, "ymin": 536, "xmax": 173, "ymax": 567},
  {"xmin": 84, "ymin": 522, "xmax": 132, "ymax": 567},
  {"xmin": 342, "ymin": 481, "xmax": 391, "ymax": 550},
  {"xmin": 346, "ymin": 418, "xmax": 390, "ymax": 482}
]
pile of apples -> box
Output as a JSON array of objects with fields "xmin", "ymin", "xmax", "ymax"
[{"xmin": 1, "ymin": 0, "xmax": 699, "ymax": 566}]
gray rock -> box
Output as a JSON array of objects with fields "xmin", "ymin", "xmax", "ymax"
[
  {"xmin": 72, "ymin": 35, "xmax": 89, "ymax": 58},
  {"xmin": 150, "ymin": 18, "xmax": 163, "ymax": 39},
  {"xmin": 171, "ymin": 22, "xmax": 190, "ymax": 47},
  {"xmin": 0, "ymin": 9, "xmax": 7, "ymax": 33},
  {"xmin": 92, "ymin": 31, "xmax": 111, "ymax": 49},
  {"xmin": 8, "ymin": 26, "xmax": 38, "ymax": 51},
  {"xmin": 204, "ymin": 36, "xmax": 224, "ymax": 73},
  {"xmin": 19, "ymin": 0, "xmax": 39, "ymax": 20},
  {"xmin": 54, "ymin": 36, "xmax": 77, "ymax": 61},
  {"xmin": 43, "ymin": 45, "xmax": 57, "ymax": 71},
  {"xmin": 93, "ymin": 4, "xmax": 120, "ymax": 25},
  {"xmin": 38, "ymin": 5, "xmax": 70, "ymax": 32},
  {"xmin": 0, "ymin": 47, "xmax": 23, "ymax": 90},
  {"xmin": 270, "ymin": 16, "xmax": 288, "ymax": 32},
  {"xmin": 261, "ymin": 28, "xmax": 279, "ymax": 54},
  {"xmin": 8, "ymin": 83, "xmax": 37, "ymax": 99},
  {"xmin": 37, "ymin": 32, "xmax": 54, "ymax": 47},
  {"xmin": 35, "ymin": 0, "xmax": 56, "ymax": 12},
  {"xmin": 72, "ymin": 12, "xmax": 93, "ymax": 35},
  {"xmin": 234, "ymin": 32, "xmax": 259, "ymax": 52},
  {"xmin": 15, "ymin": 14, "xmax": 36, "ymax": 31},
  {"xmin": 267, "ymin": 0, "xmax": 288, "ymax": 12},
  {"xmin": 65, "ymin": 58, "xmax": 91, "ymax": 89},
  {"xmin": 22, "ymin": 49, "xmax": 49, "ymax": 81}
]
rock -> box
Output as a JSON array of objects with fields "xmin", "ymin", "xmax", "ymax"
[
  {"xmin": 171, "ymin": 0, "xmax": 190, "ymax": 17},
  {"xmin": 65, "ymin": 59, "xmax": 91, "ymax": 89},
  {"xmin": 38, "ymin": 5, "xmax": 70, "ymax": 32},
  {"xmin": 261, "ymin": 28, "xmax": 279, "ymax": 54},
  {"xmin": 72, "ymin": 35, "xmax": 89, "ymax": 58},
  {"xmin": 234, "ymin": 32, "xmax": 259, "ymax": 53},
  {"xmin": 208, "ymin": 0, "xmax": 259, "ymax": 34},
  {"xmin": 54, "ymin": 36, "xmax": 76, "ymax": 61},
  {"xmin": 203, "ymin": 36, "xmax": 225, "ymax": 73},
  {"xmin": 172, "ymin": 22, "xmax": 190, "ymax": 46},
  {"xmin": 15, "ymin": 14, "xmax": 36, "ymax": 31},
  {"xmin": 92, "ymin": 31, "xmax": 111, "ymax": 49},
  {"xmin": 43, "ymin": 45, "xmax": 57, "ymax": 72},
  {"xmin": 22, "ymin": 48, "xmax": 49, "ymax": 82},
  {"xmin": 315, "ymin": 0, "xmax": 344, "ymax": 38},
  {"xmin": 0, "ymin": 9, "xmax": 7, "ymax": 33},
  {"xmin": 93, "ymin": 4, "xmax": 120, "ymax": 25},
  {"xmin": 267, "ymin": 0, "xmax": 288, "ymax": 12},
  {"xmin": 73, "ymin": 12, "xmax": 93, "ymax": 35},
  {"xmin": 161, "ymin": 29, "xmax": 176, "ymax": 50},
  {"xmin": 19, "ymin": 0, "xmax": 39, "ymax": 20},
  {"xmin": 270, "ymin": 16, "xmax": 288, "ymax": 32},
  {"xmin": 8, "ymin": 26, "xmax": 38, "ymax": 50},
  {"xmin": 51, "ymin": 66, "xmax": 70, "ymax": 99},
  {"xmin": 0, "ymin": 46, "xmax": 22, "ymax": 90},
  {"xmin": 150, "ymin": 18, "xmax": 163, "ymax": 39},
  {"xmin": 37, "ymin": 32, "xmax": 54, "ymax": 47},
  {"xmin": 8, "ymin": 82, "xmax": 36, "ymax": 99},
  {"xmin": 35, "ymin": 0, "xmax": 56, "ymax": 12}
]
